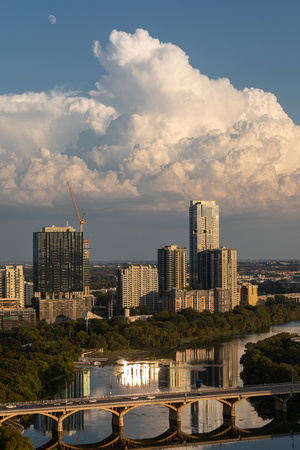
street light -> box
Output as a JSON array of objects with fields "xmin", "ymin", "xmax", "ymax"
[{"xmin": 65, "ymin": 379, "xmax": 68, "ymax": 410}]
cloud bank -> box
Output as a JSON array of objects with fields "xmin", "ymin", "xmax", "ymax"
[{"xmin": 1, "ymin": 29, "xmax": 300, "ymax": 216}]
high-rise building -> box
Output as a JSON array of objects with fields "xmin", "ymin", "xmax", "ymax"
[
  {"xmin": 198, "ymin": 247, "xmax": 237, "ymax": 310},
  {"xmin": 24, "ymin": 281, "xmax": 34, "ymax": 307},
  {"xmin": 157, "ymin": 245, "xmax": 187, "ymax": 297},
  {"xmin": 0, "ymin": 265, "xmax": 25, "ymax": 307},
  {"xmin": 189, "ymin": 200, "xmax": 219, "ymax": 288},
  {"xmin": 117, "ymin": 264, "xmax": 159, "ymax": 314},
  {"xmin": 83, "ymin": 239, "xmax": 90, "ymax": 295},
  {"xmin": 33, "ymin": 225, "xmax": 83, "ymax": 299}
]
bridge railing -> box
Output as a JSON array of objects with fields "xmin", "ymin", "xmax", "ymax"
[{"xmin": 1, "ymin": 382, "xmax": 299, "ymax": 408}]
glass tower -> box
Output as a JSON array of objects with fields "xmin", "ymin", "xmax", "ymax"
[
  {"xmin": 33, "ymin": 225, "xmax": 83, "ymax": 298},
  {"xmin": 198, "ymin": 247, "xmax": 237, "ymax": 310}
]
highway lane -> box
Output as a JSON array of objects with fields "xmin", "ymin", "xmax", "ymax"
[{"xmin": 1, "ymin": 382, "xmax": 300, "ymax": 415}]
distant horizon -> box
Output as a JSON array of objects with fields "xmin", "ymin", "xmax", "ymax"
[{"xmin": 1, "ymin": 258, "xmax": 300, "ymax": 266}]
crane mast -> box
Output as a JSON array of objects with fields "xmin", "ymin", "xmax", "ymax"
[
  {"xmin": 67, "ymin": 182, "xmax": 87, "ymax": 233},
  {"xmin": 67, "ymin": 182, "xmax": 90, "ymax": 295}
]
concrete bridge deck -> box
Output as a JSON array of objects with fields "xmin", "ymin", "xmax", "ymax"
[{"xmin": 1, "ymin": 382, "xmax": 300, "ymax": 443}]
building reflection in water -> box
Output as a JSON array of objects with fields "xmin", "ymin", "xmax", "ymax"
[
  {"xmin": 34, "ymin": 369, "xmax": 91, "ymax": 436},
  {"xmin": 118, "ymin": 362, "xmax": 161, "ymax": 387},
  {"xmin": 117, "ymin": 342, "xmax": 239, "ymax": 393},
  {"xmin": 174, "ymin": 342, "xmax": 239, "ymax": 389},
  {"xmin": 175, "ymin": 343, "xmax": 239, "ymax": 434},
  {"xmin": 34, "ymin": 343, "xmax": 239, "ymax": 441}
]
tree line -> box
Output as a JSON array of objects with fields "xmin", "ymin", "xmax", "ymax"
[
  {"xmin": 1, "ymin": 295, "xmax": 300, "ymax": 405},
  {"xmin": 240, "ymin": 332, "xmax": 300, "ymax": 385},
  {"xmin": 1, "ymin": 294, "xmax": 299, "ymax": 448}
]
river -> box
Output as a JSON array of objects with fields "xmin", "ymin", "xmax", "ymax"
[{"xmin": 24, "ymin": 320, "xmax": 300, "ymax": 449}]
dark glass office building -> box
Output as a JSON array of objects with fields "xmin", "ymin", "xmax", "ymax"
[{"xmin": 33, "ymin": 226, "xmax": 83, "ymax": 298}]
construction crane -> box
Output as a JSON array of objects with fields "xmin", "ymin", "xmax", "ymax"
[{"xmin": 67, "ymin": 182, "xmax": 87, "ymax": 233}]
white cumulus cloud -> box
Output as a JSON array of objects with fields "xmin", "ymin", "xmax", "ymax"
[{"xmin": 1, "ymin": 29, "xmax": 300, "ymax": 218}]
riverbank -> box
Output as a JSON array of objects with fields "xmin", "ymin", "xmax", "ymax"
[
  {"xmin": 23, "ymin": 319, "xmax": 300, "ymax": 449},
  {"xmin": 101, "ymin": 328, "xmax": 270, "ymax": 363}
]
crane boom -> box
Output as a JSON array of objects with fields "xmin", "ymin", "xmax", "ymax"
[{"xmin": 67, "ymin": 182, "xmax": 87, "ymax": 233}]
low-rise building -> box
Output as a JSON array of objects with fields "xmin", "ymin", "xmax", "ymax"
[
  {"xmin": 0, "ymin": 307, "xmax": 36, "ymax": 330},
  {"xmin": 162, "ymin": 289, "xmax": 215, "ymax": 313},
  {"xmin": 31, "ymin": 296, "xmax": 93, "ymax": 324},
  {"xmin": 238, "ymin": 282, "xmax": 258, "ymax": 306}
]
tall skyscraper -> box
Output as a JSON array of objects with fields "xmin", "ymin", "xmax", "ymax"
[
  {"xmin": 198, "ymin": 247, "xmax": 237, "ymax": 310},
  {"xmin": 117, "ymin": 263, "xmax": 158, "ymax": 314},
  {"xmin": 0, "ymin": 265, "xmax": 25, "ymax": 307},
  {"xmin": 189, "ymin": 200, "xmax": 219, "ymax": 288},
  {"xmin": 33, "ymin": 225, "xmax": 83, "ymax": 298},
  {"xmin": 83, "ymin": 239, "xmax": 90, "ymax": 295},
  {"xmin": 157, "ymin": 245, "xmax": 187, "ymax": 297}
]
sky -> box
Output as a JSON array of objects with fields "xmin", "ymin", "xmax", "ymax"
[{"xmin": 1, "ymin": 0, "xmax": 300, "ymax": 262}]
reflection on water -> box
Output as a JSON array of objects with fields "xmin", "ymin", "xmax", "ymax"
[
  {"xmin": 118, "ymin": 362, "xmax": 160, "ymax": 387},
  {"xmin": 174, "ymin": 344, "xmax": 240, "ymax": 389},
  {"xmin": 117, "ymin": 343, "xmax": 240, "ymax": 393},
  {"xmin": 23, "ymin": 320, "xmax": 300, "ymax": 449},
  {"xmin": 34, "ymin": 369, "xmax": 90, "ymax": 438}
]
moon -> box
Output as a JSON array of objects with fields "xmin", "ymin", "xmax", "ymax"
[{"xmin": 48, "ymin": 15, "xmax": 56, "ymax": 25}]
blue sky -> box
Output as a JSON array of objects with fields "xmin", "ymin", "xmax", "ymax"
[
  {"xmin": 2, "ymin": 0, "xmax": 299, "ymax": 122},
  {"xmin": 1, "ymin": 0, "xmax": 300, "ymax": 261}
]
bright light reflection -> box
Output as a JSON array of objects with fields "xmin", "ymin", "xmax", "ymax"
[{"xmin": 119, "ymin": 362, "xmax": 160, "ymax": 387}]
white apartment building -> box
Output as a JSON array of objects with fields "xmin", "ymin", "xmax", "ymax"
[
  {"xmin": 0, "ymin": 265, "xmax": 25, "ymax": 307},
  {"xmin": 117, "ymin": 264, "xmax": 159, "ymax": 314}
]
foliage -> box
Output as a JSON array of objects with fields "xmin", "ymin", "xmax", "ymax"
[
  {"xmin": 1, "ymin": 295, "xmax": 300, "ymax": 403},
  {"xmin": 240, "ymin": 333, "xmax": 300, "ymax": 384},
  {"xmin": 258, "ymin": 280, "xmax": 300, "ymax": 295},
  {"xmin": 0, "ymin": 325, "xmax": 81, "ymax": 403},
  {"xmin": 0, "ymin": 425, "xmax": 33, "ymax": 449},
  {"xmin": 89, "ymin": 266, "xmax": 117, "ymax": 290},
  {"xmin": 130, "ymin": 305, "xmax": 150, "ymax": 315}
]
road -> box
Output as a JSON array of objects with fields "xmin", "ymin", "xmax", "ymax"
[{"xmin": 1, "ymin": 382, "xmax": 299, "ymax": 415}]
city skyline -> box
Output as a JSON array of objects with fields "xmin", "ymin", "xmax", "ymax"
[{"xmin": 1, "ymin": 1, "xmax": 300, "ymax": 261}]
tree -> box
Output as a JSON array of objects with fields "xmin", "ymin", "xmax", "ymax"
[
  {"xmin": 240, "ymin": 333, "xmax": 300, "ymax": 385},
  {"xmin": 0, "ymin": 425, "xmax": 33, "ymax": 449}
]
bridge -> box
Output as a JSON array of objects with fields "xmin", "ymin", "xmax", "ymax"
[
  {"xmin": 35, "ymin": 417, "xmax": 300, "ymax": 450},
  {"xmin": 1, "ymin": 382, "xmax": 299, "ymax": 447}
]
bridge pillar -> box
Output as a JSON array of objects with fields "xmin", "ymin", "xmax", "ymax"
[
  {"xmin": 111, "ymin": 407, "xmax": 126, "ymax": 433},
  {"xmin": 51, "ymin": 412, "xmax": 64, "ymax": 441},
  {"xmin": 273, "ymin": 394, "xmax": 290, "ymax": 413},
  {"xmin": 222, "ymin": 399, "xmax": 237, "ymax": 419},
  {"xmin": 169, "ymin": 405, "xmax": 182, "ymax": 428}
]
